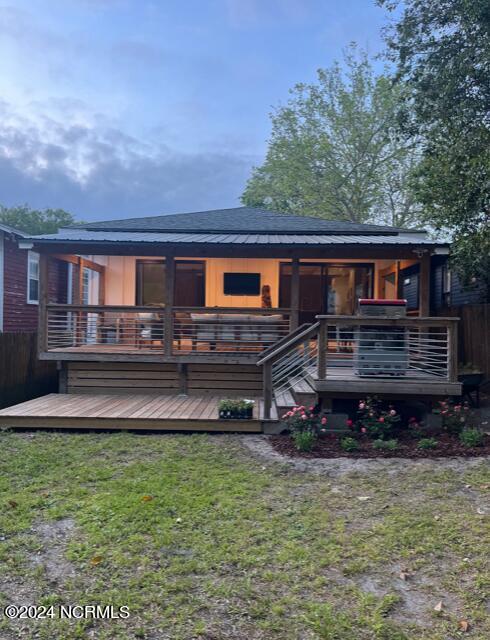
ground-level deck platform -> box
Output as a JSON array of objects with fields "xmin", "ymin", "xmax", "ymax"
[{"xmin": 0, "ymin": 394, "xmax": 277, "ymax": 432}]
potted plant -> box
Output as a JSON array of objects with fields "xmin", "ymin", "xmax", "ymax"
[{"xmin": 218, "ymin": 399, "xmax": 255, "ymax": 419}]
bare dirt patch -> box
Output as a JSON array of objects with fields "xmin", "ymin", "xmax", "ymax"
[{"xmin": 29, "ymin": 517, "xmax": 76, "ymax": 585}]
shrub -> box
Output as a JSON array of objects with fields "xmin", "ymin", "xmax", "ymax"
[
  {"xmin": 434, "ymin": 399, "xmax": 474, "ymax": 434},
  {"xmin": 417, "ymin": 437, "xmax": 438, "ymax": 450},
  {"xmin": 372, "ymin": 438, "xmax": 398, "ymax": 450},
  {"xmin": 281, "ymin": 405, "xmax": 328, "ymax": 435},
  {"xmin": 459, "ymin": 428, "xmax": 484, "ymax": 448},
  {"xmin": 292, "ymin": 429, "xmax": 317, "ymax": 452},
  {"xmin": 354, "ymin": 396, "xmax": 400, "ymax": 440},
  {"xmin": 340, "ymin": 437, "xmax": 359, "ymax": 452}
]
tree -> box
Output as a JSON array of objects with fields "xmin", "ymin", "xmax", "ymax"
[
  {"xmin": 0, "ymin": 205, "xmax": 77, "ymax": 235},
  {"xmin": 242, "ymin": 47, "xmax": 422, "ymax": 227},
  {"xmin": 378, "ymin": 0, "xmax": 490, "ymax": 296}
]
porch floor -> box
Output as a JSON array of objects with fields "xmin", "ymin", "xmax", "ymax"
[{"xmin": 0, "ymin": 394, "xmax": 275, "ymax": 432}]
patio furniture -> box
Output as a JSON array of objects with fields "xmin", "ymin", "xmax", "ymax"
[{"xmin": 190, "ymin": 313, "xmax": 284, "ymax": 350}]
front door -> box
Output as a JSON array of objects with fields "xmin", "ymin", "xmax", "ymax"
[{"xmin": 280, "ymin": 263, "xmax": 373, "ymax": 324}]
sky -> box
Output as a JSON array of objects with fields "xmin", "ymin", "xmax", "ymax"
[{"xmin": 0, "ymin": 0, "xmax": 391, "ymax": 222}]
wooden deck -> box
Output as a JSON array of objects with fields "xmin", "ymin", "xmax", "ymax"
[{"xmin": 0, "ymin": 394, "xmax": 275, "ymax": 432}]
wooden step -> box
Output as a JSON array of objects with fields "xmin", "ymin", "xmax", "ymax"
[
  {"xmin": 288, "ymin": 376, "xmax": 317, "ymax": 408},
  {"xmin": 274, "ymin": 388, "xmax": 295, "ymax": 411}
]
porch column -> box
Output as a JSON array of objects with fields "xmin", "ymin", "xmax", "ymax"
[
  {"xmin": 419, "ymin": 253, "xmax": 431, "ymax": 317},
  {"xmin": 37, "ymin": 253, "xmax": 49, "ymax": 355},
  {"xmin": 290, "ymin": 257, "xmax": 300, "ymax": 330},
  {"xmin": 164, "ymin": 254, "xmax": 175, "ymax": 357}
]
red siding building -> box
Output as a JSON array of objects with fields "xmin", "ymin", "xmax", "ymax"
[{"xmin": 0, "ymin": 223, "xmax": 68, "ymax": 332}]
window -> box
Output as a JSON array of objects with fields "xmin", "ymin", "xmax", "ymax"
[
  {"xmin": 27, "ymin": 251, "xmax": 40, "ymax": 304},
  {"xmin": 223, "ymin": 272, "xmax": 260, "ymax": 296},
  {"xmin": 136, "ymin": 260, "xmax": 166, "ymax": 306}
]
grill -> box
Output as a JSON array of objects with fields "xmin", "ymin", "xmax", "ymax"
[{"xmin": 354, "ymin": 299, "xmax": 408, "ymax": 376}]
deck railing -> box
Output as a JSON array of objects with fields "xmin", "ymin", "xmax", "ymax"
[
  {"xmin": 172, "ymin": 307, "xmax": 291, "ymax": 354},
  {"xmin": 258, "ymin": 315, "xmax": 459, "ymax": 419},
  {"xmin": 46, "ymin": 305, "xmax": 165, "ymax": 352},
  {"xmin": 315, "ymin": 315, "xmax": 459, "ymax": 382},
  {"xmin": 44, "ymin": 304, "xmax": 291, "ymax": 357}
]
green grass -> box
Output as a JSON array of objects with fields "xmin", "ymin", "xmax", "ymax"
[{"xmin": 0, "ymin": 430, "xmax": 488, "ymax": 639}]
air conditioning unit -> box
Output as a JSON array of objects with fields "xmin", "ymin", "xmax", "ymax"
[{"xmin": 354, "ymin": 299, "xmax": 408, "ymax": 376}]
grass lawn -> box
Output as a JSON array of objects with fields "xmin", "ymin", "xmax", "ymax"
[{"xmin": 0, "ymin": 430, "xmax": 488, "ymax": 640}]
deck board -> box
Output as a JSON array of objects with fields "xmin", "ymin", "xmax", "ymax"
[{"xmin": 0, "ymin": 394, "xmax": 265, "ymax": 432}]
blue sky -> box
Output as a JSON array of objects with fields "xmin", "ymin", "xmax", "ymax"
[{"xmin": 0, "ymin": 0, "xmax": 391, "ymax": 221}]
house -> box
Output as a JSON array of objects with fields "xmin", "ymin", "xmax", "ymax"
[
  {"xmin": 0, "ymin": 207, "xmax": 461, "ymax": 431},
  {"xmin": 0, "ymin": 222, "xmax": 69, "ymax": 333}
]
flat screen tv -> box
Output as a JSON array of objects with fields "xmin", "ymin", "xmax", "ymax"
[{"xmin": 223, "ymin": 272, "xmax": 261, "ymax": 296}]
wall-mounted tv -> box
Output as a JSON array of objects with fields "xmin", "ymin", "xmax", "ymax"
[{"xmin": 223, "ymin": 272, "xmax": 261, "ymax": 296}]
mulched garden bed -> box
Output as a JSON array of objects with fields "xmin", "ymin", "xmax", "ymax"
[{"xmin": 270, "ymin": 432, "xmax": 490, "ymax": 459}]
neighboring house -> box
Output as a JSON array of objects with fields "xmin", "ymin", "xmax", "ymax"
[
  {"xmin": 0, "ymin": 223, "xmax": 69, "ymax": 333},
  {"xmin": 431, "ymin": 255, "xmax": 489, "ymax": 311},
  {"xmin": 3, "ymin": 206, "xmax": 461, "ymax": 430}
]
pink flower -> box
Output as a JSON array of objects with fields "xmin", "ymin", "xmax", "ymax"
[
  {"xmin": 389, "ymin": 409, "xmax": 396, "ymax": 416},
  {"xmin": 378, "ymin": 417, "xmax": 385, "ymax": 423},
  {"xmin": 455, "ymin": 405, "xmax": 461, "ymax": 412},
  {"xmin": 287, "ymin": 411, "xmax": 293, "ymax": 417},
  {"xmin": 309, "ymin": 406, "xmax": 314, "ymax": 411},
  {"xmin": 321, "ymin": 417, "xmax": 327, "ymax": 425},
  {"xmin": 301, "ymin": 414, "xmax": 307, "ymax": 420},
  {"xmin": 346, "ymin": 419, "xmax": 353, "ymax": 427},
  {"xmin": 320, "ymin": 428, "xmax": 326, "ymax": 433},
  {"xmin": 408, "ymin": 417, "xmax": 416, "ymax": 423},
  {"xmin": 361, "ymin": 427, "xmax": 367, "ymax": 433},
  {"xmin": 359, "ymin": 402, "xmax": 365, "ymax": 410}
]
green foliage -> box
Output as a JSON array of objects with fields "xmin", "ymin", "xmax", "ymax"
[
  {"xmin": 292, "ymin": 429, "xmax": 317, "ymax": 452},
  {"xmin": 379, "ymin": 0, "xmax": 490, "ymax": 297},
  {"xmin": 242, "ymin": 45, "xmax": 422, "ymax": 228},
  {"xmin": 281, "ymin": 405, "xmax": 328, "ymax": 434},
  {"xmin": 0, "ymin": 204, "xmax": 77, "ymax": 235},
  {"xmin": 372, "ymin": 438, "xmax": 398, "ymax": 451},
  {"xmin": 355, "ymin": 397, "xmax": 401, "ymax": 440},
  {"xmin": 434, "ymin": 399, "xmax": 473, "ymax": 435},
  {"xmin": 417, "ymin": 438, "xmax": 438, "ymax": 450},
  {"xmin": 340, "ymin": 437, "xmax": 359, "ymax": 452},
  {"xmin": 459, "ymin": 428, "xmax": 484, "ymax": 448}
]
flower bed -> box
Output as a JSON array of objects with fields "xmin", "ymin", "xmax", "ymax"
[
  {"xmin": 270, "ymin": 432, "xmax": 490, "ymax": 459},
  {"xmin": 218, "ymin": 399, "xmax": 254, "ymax": 420},
  {"xmin": 275, "ymin": 397, "xmax": 489, "ymax": 458}
]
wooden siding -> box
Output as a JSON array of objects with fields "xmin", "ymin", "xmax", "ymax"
[
  {"xmin": 436, "ymin": 304, "xmax": 490, "ymax": 378},
  {"xmin": 0, "ymin": 332, "xmax": 58, "ymax": 408},
  {"xmin": 66, "ymin": 362, "xmax": 263, "ymax": 396},
  {"xmin": 2, "ymin": 236, "xmax": 68, "ymax": 332}
]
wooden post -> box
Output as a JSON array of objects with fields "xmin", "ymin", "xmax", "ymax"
[
  {"xmin": 419, "ymin": 253, "xmax": 431, "ymax": 317},
  {"xmin": 448, "ymin": 320, "xmax": 458, "ymax": 382},
  {"xmin": 317, "ymin": 319, "xmax": 327, "ymax": 379},
  {"xmin": 290, "ymin": 257, "xmax": 300, "ymax": 331},
  {"xmin": 37, "ymin": 253, "xmax": 49, "ymax": 355},
  {"xmin": 262, "ymin": 361, "xmax": 273, "ymax": 419},
  {"xmin": 164, "ymin": 254, "xmax": 175, "ymax": 357}
]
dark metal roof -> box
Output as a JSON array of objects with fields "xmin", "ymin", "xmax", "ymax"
[
  {"xmin": 29, "ymin": 229, "xmax": 440, "ymax": 246},
  {"xmin": 0, "ymin": 222, "xmax": 28, "ymax": 237},
  {"xmin": 72, "ymin": 207, "xmax": 426, "ymax": 235}
]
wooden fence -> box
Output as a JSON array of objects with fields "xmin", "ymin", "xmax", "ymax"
[
  {"xmin": 437, "ymin": 304, "xmax": 490, "ymax": 379},
  {"xmin": 0, "ymin": 332, "xmax": 58, "ymax": 409}
]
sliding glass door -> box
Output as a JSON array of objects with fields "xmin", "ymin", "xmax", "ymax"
[
  {"xmin": 136, "ymin": 260, "xmax": 205, "ymax": 307},
  {"xmin": 279, "ymin": 263, "xmax": 373, "ymax": 324}
]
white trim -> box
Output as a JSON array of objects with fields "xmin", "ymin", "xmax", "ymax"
[
  {"xmin": 0, "ymin": 231, "xmax": 4, "ymax": 332},
  {"xmin": 27, "ymin": 250, "xmax": 40, "ymax": 305}
]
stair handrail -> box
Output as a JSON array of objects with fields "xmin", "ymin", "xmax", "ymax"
[
  {"xmin": 258, "ymin": 322, "xmax": 313, "ymax": 360},
  {"xmin": 259, "ymin": 321, "xmax": 320, "ymax": 419},
  {"xmin": 257, "ymin": 322, "xmax": 320, "ymax": 366}
]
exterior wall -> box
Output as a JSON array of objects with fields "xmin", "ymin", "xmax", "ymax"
[
  {"xmin": 431, "ymin": 258, "xmax": 488, "ymax": 310},
  {"xmin": 2, "ymin": 236, "xmax": 68, "ymax": 332},
  {"xmin": 95, "ymin": 255, "xmax": 394, "ymax": 307},
  {"xmin": 2, "ymin": 235, "xmax": 38, "ymax": 332}
]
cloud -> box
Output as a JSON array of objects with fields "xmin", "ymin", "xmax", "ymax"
[{"xmin": 0, "ymin": 102, "xmax": 255, "ymax": 220}]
